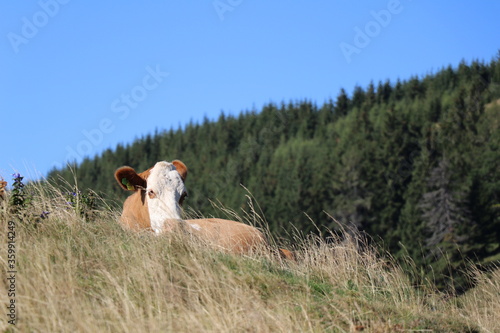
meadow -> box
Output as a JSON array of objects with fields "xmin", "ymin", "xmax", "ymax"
[{"xmin": 1, "ymin": 179, "xmax": 499, "ymax": 332}]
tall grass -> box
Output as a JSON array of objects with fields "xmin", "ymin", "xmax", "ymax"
[{"xmin": 0, "ymin": 178, "xmax": 497, "ymax": 332}]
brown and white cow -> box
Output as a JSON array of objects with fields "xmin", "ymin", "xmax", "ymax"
[{"xmin": 114, "ymin": 160, "xmax": 290, "ymax": 256}]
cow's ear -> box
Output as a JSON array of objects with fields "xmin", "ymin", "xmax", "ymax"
[
  {"xmin": 172, "ymin": 160, "xmax": 188, "ymax": 182},
  {"xmin": 114, "ymin": 166, "xmax": 147, "ymax": 191}
]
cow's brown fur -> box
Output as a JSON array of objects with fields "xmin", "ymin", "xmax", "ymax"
[
  {"xmin": 0, "ymin": 180, "xmax": 7, "ymax": 202},
  {"xmin": 114, "ymin": 161, "xmax": 294, "ymax": 258},
  {"xmin": 114, "ymin": 166, "xmax": 152, "ymax": 231},
  {"xmin": 182, "ymin": 218, "xmax": 266, "ymax": 254}
]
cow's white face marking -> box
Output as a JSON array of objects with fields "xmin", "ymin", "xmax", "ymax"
[{"xmin": 146, "ymin": 161, "xmax": 187, "ymax": 233}]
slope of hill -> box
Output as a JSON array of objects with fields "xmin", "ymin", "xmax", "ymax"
[
  {"xmin": 48, "ymin": 57, "xmax": 500, "ymax": 290},
  {"xmin": 1, "ymin": 182, "xmax": 499, "ymax": 332}
]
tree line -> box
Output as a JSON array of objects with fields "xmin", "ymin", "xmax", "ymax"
[{"xmin": 49, "ymin": 55, "xmax": 500, "ymax": 290}]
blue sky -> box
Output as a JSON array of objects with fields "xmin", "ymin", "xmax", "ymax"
[{"xmin": 1, "ymin": 1, "xmax": 499, "ymax": 182}]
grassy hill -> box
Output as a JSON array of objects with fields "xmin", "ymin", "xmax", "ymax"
[
  {"xmin": 1, "ymin": 180, "xmax": 499, "ymax": 332},
  {"xmin": 48, "ymin": 57, "xmax": 500, "ymax": 291}
]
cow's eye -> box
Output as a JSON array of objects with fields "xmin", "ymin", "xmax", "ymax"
[
  {"xmin": 179, "ymin": 192, "xmax": 188, "ymax": 205},
  {"xmin": 148, "ymin": 190, "xmax": 156, "ymax": 199}
]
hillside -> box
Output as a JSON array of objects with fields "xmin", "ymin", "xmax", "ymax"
[
  {"xmin": 1, "ymin": 182, "xmax": 499, "ymax": 332},
  {"xmin": 48, "ymin": 57, "xmax": 500, "ymax": 290}
]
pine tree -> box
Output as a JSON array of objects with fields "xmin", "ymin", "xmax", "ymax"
[
  {"xmin": 334, "ymin": 88, "xmax": 350, "ymax": 118},
  {"xmin": 418, "ymin": 158, "xmax": 471, "ymax": 255},
  {"xmin": 351, "ymin": 85, "xmax": 365, "ymax": 109},
  {"xmin": 365, "ymin": 81, "xmax": 376, "ymax": 109}
]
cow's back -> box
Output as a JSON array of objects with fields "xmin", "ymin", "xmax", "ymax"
[{"xmin": 184, "ymin": 218, "xmax": 266, "ymax": 254}]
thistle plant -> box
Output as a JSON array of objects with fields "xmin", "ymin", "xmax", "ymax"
[
  {"xmin": 9, "ymin": 173, "xmax": 30, "ymax": 214},
  {"xmin": 65, "ymin": 188, "xmax": 97, "ymax": 221},
  {"xmin": 8, "ymin": 173, "xmax": 51, "ymax": 224}
]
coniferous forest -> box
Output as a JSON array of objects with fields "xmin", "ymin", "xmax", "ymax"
[{"xmin": 49, "ymin": 57, "xmax": 500, "ymax": 290}]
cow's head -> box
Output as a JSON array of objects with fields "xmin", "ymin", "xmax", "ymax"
[{"xmin": 114, "ymin": 160, "xmax": 188, "ymax": 233}]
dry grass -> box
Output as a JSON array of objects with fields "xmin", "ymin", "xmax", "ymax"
[
  {"xmin": 455, "ymin": 267, "xmax": 500, "ymax": 333},
  {"xmin": 0, "ymin": 181, "xmax": 496, "ymax": 332}
]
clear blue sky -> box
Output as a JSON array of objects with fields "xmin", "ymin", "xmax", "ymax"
[{"xmin": 1, "ymin": 1, "xmax": 499, "ymax": 181}]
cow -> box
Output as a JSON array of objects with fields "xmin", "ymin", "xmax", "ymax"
[
  {"xmin": 114, "ymin": 160, "xmax": 294, "ymax": 258},
  {"xmin": 0, "ymin": 179, "xmax": 6, "ymax": 202}
]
